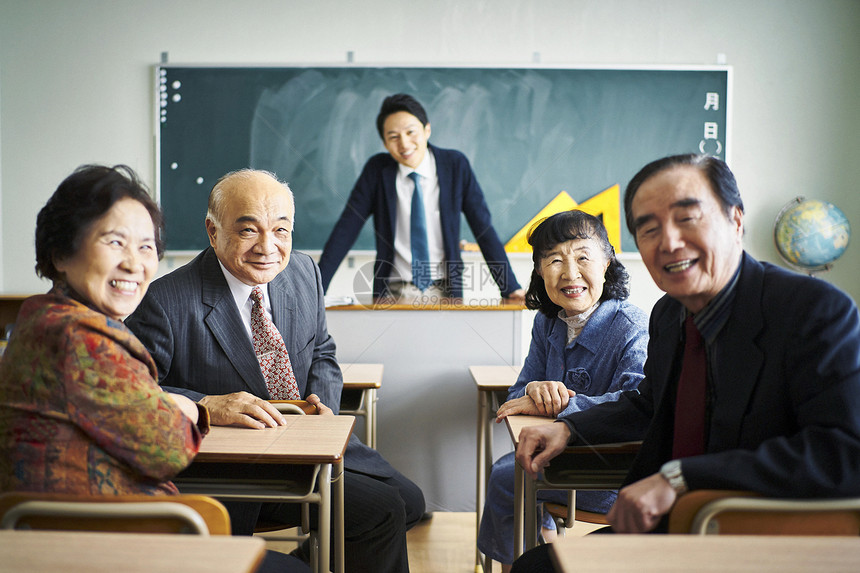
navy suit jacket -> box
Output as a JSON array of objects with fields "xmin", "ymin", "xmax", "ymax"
[
  {"xmin": 563, "ymin": 253, "xmax": 860, "ymax": 498},
  {"xmin": 126, "ymin": 248, "xmax": 395, "ymax": 477},
  {"xmin": 318, "ymin": 144, "xmax": 521, "ymax": 298}
]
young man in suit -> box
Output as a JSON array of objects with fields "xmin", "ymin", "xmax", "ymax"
[
  {"xmin": 318, "ymin": 93, "xmax": 526, "ymax": 302},
  {"xmin": 126, "ymin": 169, "xmax": 425, "ymax": 573},
  {"xmin": 508, "ymin": 154, "xmax": 860, "ymax": 571}
]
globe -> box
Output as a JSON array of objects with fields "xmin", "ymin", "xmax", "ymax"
[{"xmin": 774, "ymin": 197, "xmax": 851, "ymax": 273}]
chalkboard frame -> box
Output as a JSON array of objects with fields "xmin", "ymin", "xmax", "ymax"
[{"xmin": 154, "ymin": 63, "xmax": 731, "ymax": 255}]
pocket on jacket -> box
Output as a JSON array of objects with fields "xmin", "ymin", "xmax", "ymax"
[{"xmin": 565, "ymin": 368, "xmax": 592, "ymax": 393}]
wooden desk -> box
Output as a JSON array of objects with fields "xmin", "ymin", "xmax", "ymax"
[
  {"xmin": 470, "ymin": 364, "xmax": 521, "ymax": 572},
  {"xmin": 339, "ymin": 362, "xmax": 383, "ymax": 448},
  {"xmin": 0, "ymin": 529, "xmax": 265, "ymax": 573},
  {"xmin": 326, "ymin": 303, "xmax": 525, "ymax": 511},
  {"xmin": 505, "ymin": 415, "xmax": 639, "ymax": 558},
  {"xmin": 0, "ymin": 294, "xmax": 32, "ymax": 330},
  {"xmin": 175, "ymin": 416, "xmax": 354, "ymax": 573},
  {"xmin": 0, "ymin": 295, "xmax": 34, "ymax": 360},
  {"xmin": 551, "ymin": 535, "xmax": 860, "ymax": 573}
]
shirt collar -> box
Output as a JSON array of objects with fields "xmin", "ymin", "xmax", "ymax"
[
  {"xmin": 216, "ymin": 259, "xmax": 270, "ymax": 312},
  {"xmin": 684, "ymin": 258, "xmax": 742, "ymax": 343}
]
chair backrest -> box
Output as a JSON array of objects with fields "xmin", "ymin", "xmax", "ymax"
[
  {"xmin": 0, "ymin": 492, "xmax": 231, "ymax": 536},
  {"xmin": 668, "ymin": 490, "xmax": 860, "ymax": 535},
  {"xmin": 269, "ymin": 399, "xmax": 316, "ymax": 415}
]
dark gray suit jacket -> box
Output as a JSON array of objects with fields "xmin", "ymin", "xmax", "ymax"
[{"xmin": 126, "ymin": 247, "xmax": 394, "ymax": 477}]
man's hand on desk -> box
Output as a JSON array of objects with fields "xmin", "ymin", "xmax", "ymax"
[
  {"xmin": 199, "ymin": 391, "xmax": 287, "ymax": 429},
  {"xmin": 607, "ymin": 472, "xmax": 677, "ymax": 533},
  {"xmin": 306, "ymin": 393, "xmax": 334, "ymax": 415},
  {"xmin": 515, "ymin": 422, "xmax": 571, "ymax": 480}
]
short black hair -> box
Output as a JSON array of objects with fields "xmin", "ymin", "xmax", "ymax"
[
  {"xmin": 376, "ymin": 93, "xmax": 429, "ymax": 139},
  {"xmin": 35, "ymin": 164, "xmax": 164, "ymax": 281},
  {"xmin": 525, "ymin": 210, "xmax": 630, "ymax": 317},
  {"xmin": 624, "ymin": 154, "xmax": 744, "ymax": 242}
]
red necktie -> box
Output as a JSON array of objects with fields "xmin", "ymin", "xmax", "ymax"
[
  {"xmin": 672, "ymin": 315, "xmax": 707, "ymax": 459},
  {"xmin": 249, "ymin": 286, "xmax": 300, "ymax": 400}
]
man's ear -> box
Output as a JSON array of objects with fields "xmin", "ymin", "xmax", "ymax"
[
  {"xmin": 205, "ymin": 218, "xmax": 218, "ymax": 248},
  {"xmin": 730, "ymin": 206, "xmax": 744, "ymax": 241}
]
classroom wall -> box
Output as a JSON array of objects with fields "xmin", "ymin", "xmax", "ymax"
[{"xmin": 1, "ymin": 0, "xmax": 858, "ymax": 311}]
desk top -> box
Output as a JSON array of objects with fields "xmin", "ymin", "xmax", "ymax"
[
  {"xmin": 504, "ymin": 414, "xmax": 641, "ymax": 453},
  {"xmin": 470, "ymin": 364, "xmax": 522, "ymax": 390},
  {"xmin": 327, "ymin": 300, "xmax": 525, "ymax": 311},
  {"xmin": 196, "ymin": 415, "xmax": 355, "ymax": 464},
  {"xmin": 551, "ymin": 535, "xmax": 860, "ymax": 572},
  {"xmin": 340, "ymin": 362, "xmax": 383, "ymax": 389},
  {"xmin": 0, "ymin": 529, "xmax": 265, "ymax": 573},
  {"xmin": 504, "ymin": 414, "xmax": 556, "ymax": 445}
]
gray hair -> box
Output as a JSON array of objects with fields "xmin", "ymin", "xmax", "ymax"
[{"xmin": 206, "ymin": 168, "xmax": 295, "ymax": 227}]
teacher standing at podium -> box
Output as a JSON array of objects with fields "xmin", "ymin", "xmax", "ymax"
[{"xmin": 318, "ymin": 93, "xmax": 525, "ymax": 302}]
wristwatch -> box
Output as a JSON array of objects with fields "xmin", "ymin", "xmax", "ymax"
[{"xmin": 660, "ymin": 460, "xmax": 689, "ymax": 494}]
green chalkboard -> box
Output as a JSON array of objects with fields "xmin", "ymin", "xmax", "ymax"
[{"xmin": 156, "ymin": 65, "xmax": 729, "ymax": 253}]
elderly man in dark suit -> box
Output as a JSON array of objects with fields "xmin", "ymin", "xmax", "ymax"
[
  {"xmin": 126, "ymin": 169, "xmax": 424, "ymax": 573},
  {"xmin": 509, "ymin": 154, "xmax": 860, "ymax": 572}
]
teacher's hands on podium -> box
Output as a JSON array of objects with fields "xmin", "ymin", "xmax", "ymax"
[{"xmin": 504, "ymin": 288, "xmax": 526, "ymax": 304}]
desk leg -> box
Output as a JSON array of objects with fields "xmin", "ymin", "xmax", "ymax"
[
  {"xmin": 318, "ymin": 463, "xmax": 332, "ymax": 573},
  {"xmin": 476, "ymin": 389, "xmax": 489, "ymax": 571},
  {"xmin": 333, "ymin": 460, "xmax": 344, "ymax": 573},
  {"xmin": 524, "ymin": 473, "xmax": 538, "ymax": 552},
  {"xmin": 513, "ymin": 459, "xmax": 523, "ymax": 560},
  {"xmin": 366, "ymin": 388, "xmax": 377, "ymax": 449}
]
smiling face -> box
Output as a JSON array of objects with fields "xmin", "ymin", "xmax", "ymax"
[
  {"xmin": 631, "ymin": 165, "xmax": 744, "ymax": 313},
  {"xmin": 206, "ymin": 171, "xmax": 294, "ymax": 286},
  {"xmin": 54, "ymin": 197, "xmax": 159, "ymax": 320},
  {"xmin": 537, "ymin": 237, "xmax": 610, "ymax": 316},
  {"xmin": 382, "ymin": 111, "xmax": 431, "ymax": 169}
]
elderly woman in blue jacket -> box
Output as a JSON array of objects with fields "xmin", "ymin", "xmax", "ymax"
[{"xmin": 477, "ymin": 210, "xmax": 649, "ymax": 571}]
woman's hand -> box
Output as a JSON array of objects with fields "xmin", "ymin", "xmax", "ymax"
[
  {"xmin": 167, "ymin": 393, "xmax": 200, "ymax": 424},
  {"xmin": 495, "ymin": 395, "xmax": 545, "ymax": 422},
  {"xmin": 525, "ymin": 381, "xmax": 575, "ymax": 417}
]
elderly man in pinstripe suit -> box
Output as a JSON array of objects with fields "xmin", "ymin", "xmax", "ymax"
[{"xmin": 126, "ymin": 169, "xmax": 424, "ymax": 573}]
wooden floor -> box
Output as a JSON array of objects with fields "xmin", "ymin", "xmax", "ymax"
[{"xmin": 259, "ymin": 512, "xmax": 603, "ymax": 573}]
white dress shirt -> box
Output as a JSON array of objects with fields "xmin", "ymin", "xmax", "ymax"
[
  {"xmin": 217, "ymin": 259, "xmax": 274, "ymax": 342},
  {"xmin": 392, "ymin": 150, "xmax": 445, "ymax": 283}
]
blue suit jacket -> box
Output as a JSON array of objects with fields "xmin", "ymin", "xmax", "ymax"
[
  {"xmin": 318, "ymin": 144, "xmax": 521, "ymax": 298},
  {"xmin": 125, "ymin": 248, "xmax": 395, "ymax": 477},
  {"xmin": 563, "ymin": 253, "xmax": 860, "ymax": 499}
]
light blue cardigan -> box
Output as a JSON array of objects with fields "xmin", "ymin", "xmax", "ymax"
[{"xmin": 508, "ymin": 298, "xmax": 649, "ymax": 418}]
